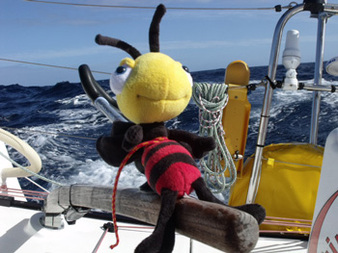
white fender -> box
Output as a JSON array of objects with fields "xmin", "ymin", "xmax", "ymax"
[
  {"xmin": 308, "ymin": 128, "xmax": 338, "ymax": 252},
  {"xmin": 0, "ymin": 128, "xmax": 42, "ymax": 179}
]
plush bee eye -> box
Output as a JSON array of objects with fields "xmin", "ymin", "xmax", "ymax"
[
  {"xmin": 182, "ymin": 65, "xmax": 190, "ymax": 73},
  {"xmin": 116, "ymin": 66, "xmax": 127, "ymax": 74},
  {"xmin": 182, "ymin": 65, "xmax": 193, "ymax": 86},
  {"xmin": 110, "ymin": 64, "xmax": 132, "ymax": 95}
]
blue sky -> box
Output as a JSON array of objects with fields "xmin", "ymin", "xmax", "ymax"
[{"xmin": 1, "ymin": 0, "xmax": 338, "ymax": 86}]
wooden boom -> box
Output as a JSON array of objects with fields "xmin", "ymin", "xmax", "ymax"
[{"xmin": 44, "ymin": 185, "xmax": 259, "ymax": 253}]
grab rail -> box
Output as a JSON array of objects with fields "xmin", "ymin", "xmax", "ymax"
[
  {"xmin": 246, "ymin": 3, "xmax": 305, "ymax": 204},
  {"xmin": 246, "ymin": 1, "xmax": 338, "ymax": 204},
  {"xmin": 78, "ymin": 64, "xmax": 127, "ymax": 122}
]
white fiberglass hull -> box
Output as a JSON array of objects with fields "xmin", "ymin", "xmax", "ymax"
[{"xmin": 0, "ymin": 204, "xmax": 308, "ymax": 253}]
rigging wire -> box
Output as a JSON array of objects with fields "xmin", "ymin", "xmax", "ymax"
[
  {"xmin": 0, "ymin": 149, "xmax": 64, "ymax": 187},
  {"xmin": 1, "ymin": 126, "xmax": 98, "ymax": 141},
  {"xmin": 0, "ymin": 58, "xmax": 264, "ymax": 91},
  {"xmin": 24, "ymin": 0, "xmax": 297, "ymax": 12},
  {"xmin": 0, "ymin": 61, "xmax": 265, "ymax": 144},
  {"xmin": 0, "ymin": 58, "xmax": 110, "ymax": 75}
]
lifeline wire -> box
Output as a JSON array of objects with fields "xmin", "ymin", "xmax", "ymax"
[
  {"xmin": 25, "ymin": 0, "xmax": 297, "ymax": 11},
  {"xmin": 192, "ymin": 82, "xmax": 236, "ymax": 193},
  {"xmin": 1, "ymin": 126, "xmax": 98, "ymax": 141},
  {"xmin": 0, "ymin": 58, "xmax": 110, "ymax": 76},
  {"xmin": 0, "ymin": 150, "xmax": 64, "ymax": 187}
]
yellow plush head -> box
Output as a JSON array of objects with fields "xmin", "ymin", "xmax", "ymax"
[
  {"xmin": 111, "ymin": 53, "xmax": 192, "ymax": 124},
  {"xmin": 95, "ymin": 4, "xmax": 193, "ymax": 124}
]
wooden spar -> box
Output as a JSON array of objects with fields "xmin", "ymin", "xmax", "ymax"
[{"xmin": 44, "ymin": 186, "xmax": 259, "ymax": 253}]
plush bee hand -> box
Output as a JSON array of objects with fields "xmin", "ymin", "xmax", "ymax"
[
  {"xmin": 96, "ymin": 121, "xmax": 135, "ymax": 167},
  {"xmin": 122, "ymin": 125, "xmax": 143, "ymax": 151},
  {"xmin": 168, "ymin": 129, "xmax": 216, "ymax": 159}
]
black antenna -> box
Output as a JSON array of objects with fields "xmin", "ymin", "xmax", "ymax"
[
  {"xmin": 95, "ymin": 34, "xmax": 142, "ymax": 59},
  {"xmin": 149, "ymin": 4, "xmax": 166, "ymax": 52}
]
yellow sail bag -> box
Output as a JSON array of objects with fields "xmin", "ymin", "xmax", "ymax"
[{"xmin": 229, "ymin": 143, "xmax": 323, "ymax": 232}]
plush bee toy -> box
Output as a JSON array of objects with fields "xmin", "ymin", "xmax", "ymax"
[{"xmin": 91, "ymin": 4, "xmax": 265, "ymax": 253}]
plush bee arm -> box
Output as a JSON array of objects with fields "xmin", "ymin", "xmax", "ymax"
[
  {"xmin": 122, "ymin": 125, "xmax": 144, "ymax": 151},
  {"xmin": 96, "ymin": 121, "xmax": 136, "ymax": 167},
  {"xmin": 111, "ymin": 121, "xmax": 135, "ymax": 135},
  {"xmin": 168, "ymin": 129, "xmax": 216, "ymax": 159},
  {"xmin": 122, "ymin": 122, "xmax": 169, "ymax": 150},
  {"xmin": 96, "ymin": 122, "xmax": 216, "ymax": 167},
  {"xmin": 96, "ymin": 122, "xmax": 169, "ymax": 172}
]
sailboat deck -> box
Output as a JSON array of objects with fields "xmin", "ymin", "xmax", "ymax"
[{"xmin": 0, "ymin": 204, "xmax": 308, "ymax": 253}]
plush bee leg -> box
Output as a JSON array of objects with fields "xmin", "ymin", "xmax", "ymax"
[
  {"xmin": 135, "ymin": 189, "xmax": 178, "ymax": 253},
  {"xmin": 139, "ymin": 182, "xmax": 153, "ymax": 192},
  {"xmin": 192, "ymin": 177, "xmax": 266, "ymax": 224}
]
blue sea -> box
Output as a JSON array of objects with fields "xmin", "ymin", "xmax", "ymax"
[{"xmin": 1, "ymin": 62, "xmax": 338, "ymax": 193}]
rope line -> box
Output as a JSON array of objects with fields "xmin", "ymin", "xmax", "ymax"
[
  {"xmin": 0, "ymin": 187, "xmax": 48, "ymax": 200},
  {"xmin": 110, "ymin": 137, "xmax": 168, "ymax": 250},
  {"xmin": 92, "ymin": 227, "xmax": 109, "ymax": 253},
  {"xmin": 25, "ymin": 0, "xmax": 297, "ymax": 11},
  {"xmin": 192, "ymin": 82, "xmax": 236, "ymax": 193}
]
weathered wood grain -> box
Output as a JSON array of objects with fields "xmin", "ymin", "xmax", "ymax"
[{"xmin": 44, "ymin": 185, "xmax": 258, "ymax": 252}]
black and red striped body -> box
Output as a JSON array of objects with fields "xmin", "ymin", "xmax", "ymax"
[{"xmin": 142, "ymin": 138, "xmax": 201, "ymax": 198}]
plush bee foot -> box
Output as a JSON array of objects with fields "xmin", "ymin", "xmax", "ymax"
[
  {"xmin": 135, "ymin": 189, "xmax": 177, "ymax": 253},
  {"xmin": 192, "ymin": 177, "xmax": 266, "ymax": 224},
  {"xmin": 233, "ymin": 204, "xmax": 266, "ymax": 225}
]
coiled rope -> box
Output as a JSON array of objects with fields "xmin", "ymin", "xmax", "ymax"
[{"xmin": 192, "ymin": 82, "xmax": 236, "ymax": 193}]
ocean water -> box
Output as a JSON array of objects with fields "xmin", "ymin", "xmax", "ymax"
[{"xmin": 1, "ymin": 62, "xmax": 338, "ymax": 193}]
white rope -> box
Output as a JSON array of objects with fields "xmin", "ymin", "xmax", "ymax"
[{"xmin": 192, "ymin": 82, "xmax": 237, "ymax": 193}]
